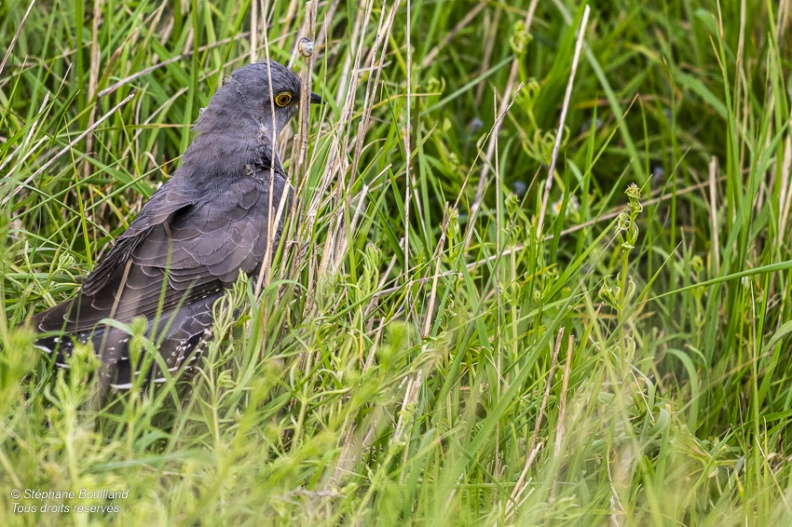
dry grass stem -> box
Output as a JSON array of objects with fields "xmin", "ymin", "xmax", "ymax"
[{"xmin": 536, "ymin": 5, "xmax": 591, "ymax": 237}]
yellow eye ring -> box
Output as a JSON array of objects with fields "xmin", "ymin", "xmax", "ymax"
[{"xmin": 274, "ymin": 92, "xmax": 293, "ymax": 107}]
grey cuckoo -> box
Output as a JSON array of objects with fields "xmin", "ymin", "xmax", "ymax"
[{"xmin": 31, "ymin": 60, "xmax": 321, "ymax": 390}]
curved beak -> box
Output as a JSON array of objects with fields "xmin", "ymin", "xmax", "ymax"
[{"xmin": 310, "ymin": 92, "xmax": 323, "ymax": 105}]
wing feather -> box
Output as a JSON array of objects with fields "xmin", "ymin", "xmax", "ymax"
[{"xmin": 35, "ymin": 173, "xmax": 287, "ymax": 336}]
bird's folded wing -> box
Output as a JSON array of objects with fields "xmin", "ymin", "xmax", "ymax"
[
  {"xmin": 36, "ymin": 176, "xmax": 283, "ymax": 333},
  {"xmin": 82, "ymin": 180, "xmax": 197, "ymax": 295}
]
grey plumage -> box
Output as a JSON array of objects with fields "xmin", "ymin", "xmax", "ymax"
[{"xmin": 31, "ymin": 60, "xmax": 321, "ymax": 390}]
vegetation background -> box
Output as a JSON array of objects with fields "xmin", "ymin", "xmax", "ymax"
[{"xmin": 1, "ymin": 0, "xmax": 791, "ymax": 525}]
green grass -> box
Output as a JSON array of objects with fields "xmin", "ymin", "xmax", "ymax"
[{"xmin": 2, "ymin": 0, "xmax": 792, "ymax": 525}]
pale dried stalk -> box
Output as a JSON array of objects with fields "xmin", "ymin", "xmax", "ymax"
[
  {"xmin": 293, "ymin": 1, "xmax": 318, "ymax": 195},
  {"xmin": 79, "ymin": 0, "xmax": 103, "ymax": 185},
  {"xmin": 0, "ymin": 92, "xmax": 50, "ymax": 177},
  {"xmin": 778, "ymin": 134, "xmax": 792, "ymax": 243},
  {"xmin": 309, "ymin": 0, "xmax": 375, "ymax": 286},
  {"xmin": 316, "ymin": 1, "xmax": 398, "ymax": 282},
  {"xmin": 422, "ymin": 204, "xmax": 452, "ymax": 338},
  {"xmin": 253, "ymin": 0, "xmax": 281, "ymax": 300},
  {"xmin": 504, "ymin": 327, "xmax": 564, "ymax": 521},
  {"xmin": 421, "ymin": 1, "xmax": 486, "ymax": 68},
  {"xmin": 550, "ymin": 335, "xmax": 574, "ymax": 500},
  {"xmin": 503, "ymin": 443, "xmax": 542, "ymax": 522},
  {"xmin": 315, "ymin": 0, "xmax": 342, "ymax": 51},
  {"xmin": 392, "ymin": 370, "xmax": 422, "ymax": 442},
  {"xmin": 331, "ymin": 184, "xmax": 369, "ymax": 272},
  {"xmin": 403, "ymin": 0, "xmax": 413, "ymax": 284},
  {"xmin": 282, "ymin": 2, "xmax": 319, "ymax": 286},
  {"xmin": 348, "ymin": 1, "xmax": 400, "ymax": 187},
  {"xmin": 461, "ymin": 87, "xmax": 523, "ymax": 250},
  {"xmin": 322, "ymin": 411, "xmax": 380, "ymax": 495},
  {"xmin": 531, "ymin": 327, "xmax": 564, "ymax": 454},
  {"xmin": 464, "ymin": 0, "xmax": 540, "ymax": 251},
  {"xmin": 250, "ymin": 0, "xmax": 257, "ymax": 62},
  {"xmin": 0, "ymin": 0, "xmax": 36, "ymax": 79},
  {"xmin": 493, "ymin": 101, "xmax": 504, "ymax": 476},
  {"xmin": 554, "ymin": 335, "xmax": 574, "ymax": 459},
  {"xmin": 334, "ymin": 0, "xmax": 369, "ymax": 111},
  {"xmin": 536, "ymin": 5, "xmax": 591, "ymax": 238},
  {"xmin": 779, "ymin": 0, "xmax": 790, "ymax": 42},
  {"xmin": 475, "ymin": 8, "xmax": 500, "ymax": 105},
  {"xmin": 709, "ymin": 156, "xmax": 721, "ymax": 275},
  {"xmin": 397, "ymin": 204, "xmax": 454, "ymax": 476}
]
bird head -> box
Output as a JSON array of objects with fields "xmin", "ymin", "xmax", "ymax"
[{"xmin": 195, "ymin": 60, "xmax": 322, "ymax": 140}]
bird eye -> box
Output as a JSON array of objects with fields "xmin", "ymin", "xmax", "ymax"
[{"xmin": 274, "ymin": 92, "xmax": 293, "ymax": 107}]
